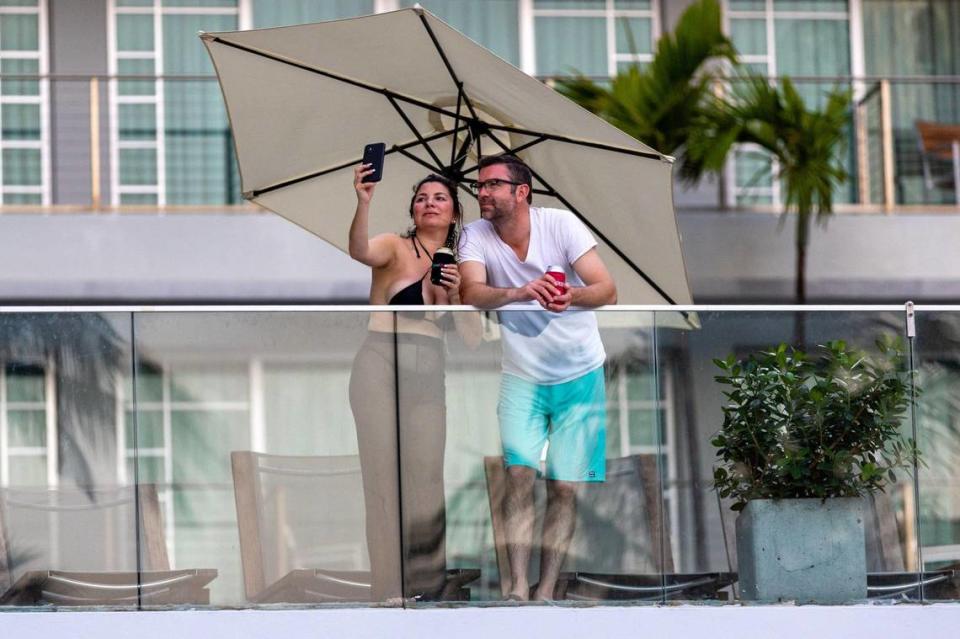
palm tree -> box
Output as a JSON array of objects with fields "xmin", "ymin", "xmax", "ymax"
[
  {"xmin": 687, "ymin": 75, "xmax": 852, "ymax": 303},
  {"xmin": 553, "ymin": 0, "xmax": 736, "ymax": 176}
]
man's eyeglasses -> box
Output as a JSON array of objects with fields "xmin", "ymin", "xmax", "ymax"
[{"xmin": 469, "ymin": 179, "xmax": 523, "ymax": 193}]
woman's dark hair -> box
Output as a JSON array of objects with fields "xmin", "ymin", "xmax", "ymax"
[
  {"xmin": 477, "ymin": 154, "xmax": 533, "ymax": 204},
  {"xmin": 404, "ymin": 173, "xmax": 463, "ymax": 250}
]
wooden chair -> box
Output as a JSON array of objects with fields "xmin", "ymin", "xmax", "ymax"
[
  {"xmin": 0, "ymin": 484, "xmax": 215, "ymax": 606},
  {"xmin": 916, "ymin": 120, "xmax": 960, "ymax": 204},
  {"xmin": 231, "ymin": 451, "xmax": 478, "ymax": 604},
  {"xmin": 484, "ymin": 454, "xmax": 734, "ymax": 601}
]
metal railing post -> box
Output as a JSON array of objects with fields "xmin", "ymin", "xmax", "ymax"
[
  {"xmin": 880, "ymin": 79, "xmax": 895, "ymax": 213},
  {"xmin": 89, "ymin": 76, "xmax": 102, "ymax": 211},
  {"xmin": 953, "ymin": 140, "xmax": 960, "ymax": 207},
  {"xmin": 855, "ymin": 100, "xmax": 870, "ymax": 205}
]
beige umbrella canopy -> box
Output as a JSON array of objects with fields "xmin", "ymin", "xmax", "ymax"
[{"xmin": 201, "ymin": 7, "xmax": 693, "ymax": 305}]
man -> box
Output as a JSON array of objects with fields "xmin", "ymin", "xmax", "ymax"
[{"xmin": 458, "ymin": 154, "xmax": 616, "ymax": 601}]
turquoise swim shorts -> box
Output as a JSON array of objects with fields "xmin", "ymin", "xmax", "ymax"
[{"xmin": 496, "ymin": 366, "xmax": 606, "ymax": 482}]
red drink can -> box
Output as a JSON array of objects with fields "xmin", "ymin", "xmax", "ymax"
[{"xmin": 546, "ymin": 265, "xmax": 566, "ymax": 285}]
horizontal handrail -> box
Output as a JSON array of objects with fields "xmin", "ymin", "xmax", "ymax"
[{"xmin": 0, "ymin": 303, "xmax": 937, "ymax": 313}]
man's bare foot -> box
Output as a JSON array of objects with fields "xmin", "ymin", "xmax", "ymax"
[{"xmin": 504, "ymin": 591, "xmax": 528, "ymax": 601}]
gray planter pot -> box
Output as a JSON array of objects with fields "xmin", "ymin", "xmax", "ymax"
[{"xmin": 736, "ymin": 497, "xmax": 867, "ymax": 603}]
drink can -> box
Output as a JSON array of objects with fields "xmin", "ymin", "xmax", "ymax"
[
  {"xmin": 431, "ymin": 247, "xmax": 456, "ymax": 285},
  {"xmin": 546, "ymin": 265, "xmax": 566, "ymax": 285}
]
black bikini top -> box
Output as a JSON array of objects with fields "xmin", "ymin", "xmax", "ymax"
[{"xmin": 388, "ymin": 236, "xmax": 432, "ymax": 306}]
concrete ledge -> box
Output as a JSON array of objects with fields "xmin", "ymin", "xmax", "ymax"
[{"xmin": 3, "ymin": 604, "xmax": 960, "ymax": 639}]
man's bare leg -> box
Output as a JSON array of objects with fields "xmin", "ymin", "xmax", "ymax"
[
  {"xmin": 503, "ymin": 465, "xmax": 536, "ymax": 600},
  {"xmin": 533, "ymin": 480, "xmax": 578, "ymax": 601}
]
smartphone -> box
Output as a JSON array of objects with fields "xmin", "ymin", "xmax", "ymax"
[{"xmin": 361, "ymin": 142, "xmax": 386, "ymax": 183}]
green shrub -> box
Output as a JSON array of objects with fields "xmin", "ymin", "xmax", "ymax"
[{"xmin": 712, "ymin": 338, "xmax": 920, "ymax": 511}]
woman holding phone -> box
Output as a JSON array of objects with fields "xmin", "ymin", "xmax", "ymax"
[{"xmin": 348, "ymin": 162, "xmax": 479, "ymax": 603}]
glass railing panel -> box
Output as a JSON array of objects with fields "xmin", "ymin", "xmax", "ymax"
[
  {"xmin": 129, "ymin": 310, "xmax": 387, "ymax": 607},
  {"xmin": 888, "ymin": 81, "xmax": 960, "ymax": 206},
  {"xmin": 406, "ymin": 308, "xmax": 662, "ymax": 605},
  {"xmin": 0, "ymin": 312, "xmax": 135, "ymax": 609},
  {"xmin": 656, "ymin": 309, "xmax": 917, "ymax": 604},
  {"xmin": 913, "ymin": 309, "xmax": 960, "ymax": 602}
]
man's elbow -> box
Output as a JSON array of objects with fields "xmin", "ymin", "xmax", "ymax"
[{"xmin": 604, "ymin": 280, "xmax": 617, "ymax": 305}]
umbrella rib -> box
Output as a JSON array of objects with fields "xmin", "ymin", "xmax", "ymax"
[
  {"xmin": 248, "ymin": 129, "xmax": 456, "ymax": 198},
  {"xmin": 458, "ymin": 135, "xmax": 550, "ymax": 177},
  {"xmin": 415, "ymin": 11, "xmax": 482, "ymax": 124},
  {"xmin": 450, "ymin": 84, "xmax": 464, "ymax": 167},
  {"xmin": 392, "ymin": 145, "xmax": 446, "ymax": 176},
  {"xmin": 480, "ymin": 131, "xmax": 679, "ymax": 305},
  {"xmin": 385, "ymin": 95, "xmax": 447, "ymax": 173},
  {"xmin": 484, "ymin": 123, "xmax": 665, "ymax": 160}
]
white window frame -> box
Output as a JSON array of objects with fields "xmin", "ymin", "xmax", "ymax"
[
  {"xmin": 721, "ymin": 0, "xmax": 864, "ymax": 209},
  {"xmin": 107, "ymin": 0, "xmax": 244, "ymax": 207},
  {"xmin": 0, "ymin": 0, "xmax": 50, "ymax": 206},
  {"xmin": 608, "ymin": 360, "xmax": 678, "ymax": 563},
  {"xmin": 116, "ymin": 357, "xmax": 251, "ymax": 568},
  {"xmin": 523, "ymin": 0, "xmax": 661, "ymax": 78},
  {"xmin": 0, "ymin": 358, "xmax": 57, "ymax": 488}
]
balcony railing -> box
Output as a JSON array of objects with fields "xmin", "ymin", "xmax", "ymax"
[
  {"xmin": 0, "ymin": 304, "xmax": 957, "ymax": 609},
  {"xmin": 0, "ymin": 74, "xmax": 958, "ymax": 214}
]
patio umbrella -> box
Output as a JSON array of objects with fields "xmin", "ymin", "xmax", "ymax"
[{"xmin": 201, "ymin": 7, "xmax": 693, "ymax": 305}]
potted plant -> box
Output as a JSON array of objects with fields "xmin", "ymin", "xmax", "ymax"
[{"xmin": 712, "ymin": 338, "xmax": 920, "ymax": 603}]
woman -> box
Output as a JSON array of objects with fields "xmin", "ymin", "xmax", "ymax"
[{"xmin": 348, "ymin": 164, "xmax": 477, "ymax": 603}]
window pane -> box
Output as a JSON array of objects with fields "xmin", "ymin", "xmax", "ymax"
[
  {"xmin": 731, "ymin": 18, "xmax": 766, "ymax": 56},
  {"xmin": 2, "ymin": 148, "xmax": 41, "ymax": 185},
  {"xmin": 0, "ymin": 1, "xmax": 39, "ymax": 6},
  {"xmin": 736, "ymin": 148, "xmax": 773, "ymax": 188},
  {"xmin": 536, "ymin": 17, "xmax": 606, "ymax": 77},
  {"xmin": 614, "ymin": 0, "xmax": 650, "ymax": 9},
  {"xmin": 117, "ymin": 14, "xmax": 154, "ymax": 51},
  {"xmin": 615, "ymin": 17, "xmax": 651, "ymax": 55},
  {"xmin": 119, "ymin": 103, "xmax": 157, "ymax": 140},
  {"xmin": 127, "ymin": 409, "xmax": 164, "ymax": 449},
  {"xmin": 775, "ymin": 18, "xmax": 850, "ymax": 85},
  {"xmin": 2, "ymin": 104, "xmax": 41, "ymax": 140},
  {"xmin": 131, "ymin": 365, "xmax": 164, "ymax": 402},
  {"xmin": 119, "ymin": 192, "xmax": 158, "ymax": 204},
  {"xmin": 616, "ymin": 60, "xmax": 648, "ymax": 74},
  {"xmin": 171, "ymin": 410, "xmax": 249, "ymax": 484},
  {"xmin": 729, "ymin": 0, "xmax": 765, "ymax": 10},
  {"xmin": 9, "ymin": 455, "xmax": 46, "ymax": 486},
  {"xmin": 7, "ymin": 364, "xmax": 44, "ymax": 402},
  {"xmin": 130, "ymin": 456, "xmax": 166, "ymax": 484},
  {"xmin": 163, "ymin": 14, "xmax": 238, "ymax": 204},
  {"xmin": 0, "ymin": 14, "xmax": 38, "ymax": 50},
  {"xmin": 626, "ymin": 371, "xmax": 656, "ymax": 402},
  {"xmin": 119, "ymin": 148, "xmax": 157, "ymax": 185},
  {"xmin": 117, "ymin": 0, "xmax": 153, "ymax": 6},
  {"xmin": 773, "ymin": 0, "xmax": 847, "ymax": 11},
  {"xmin": 253, "ymin": 0, "xmax": 374, "ymax": 27},
  {"xmin": 117, "ymin": 58, "xmax": 156, "ymax": 96},
  {"xmin": 264, "ymin": 364, "xmax": 356, "ymax": 455},
  {"xmin": 2, "ymin": 193, "xmax": 41, "ymax": 204},
  {"xmin": 0, "ymin": 59, "xmax": 39, "ymax": 96},
  {"xmin": 8, "ymin": 410, "xmax": 45, "ymax": 447},
  {"xmin": 535, "ymin": 1, "xmax": 605, "ymax": 8},
  {"xmin": 402, "ymin": 0, "xmax": 519, "ymax": 66},
  {"xmin": 170, "ymin": 365, "xmax": 247, "ymax": 403},
  {"xmin": 163, "ymin": 0, "xmax": 237, "ymax": 6},
  {"xmin": 628, "ymin": 408, "xmax": 659, "ymax": 447}
]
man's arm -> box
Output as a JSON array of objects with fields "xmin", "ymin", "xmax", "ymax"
[
  {"xmin": 547, "ymin": 248, "xmax": 617, "ymax": 311},
  {"xmin": 459, "ymin": 261, "xmax": 562, "ymax": 310}
]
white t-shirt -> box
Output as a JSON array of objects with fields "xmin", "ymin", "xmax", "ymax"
[{"xmin": 458, "ymin": 206, "xmax": 606, "ymax": 384}]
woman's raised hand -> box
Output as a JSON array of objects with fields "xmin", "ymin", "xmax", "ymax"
[{"xmin": 354, "ymin": 164, "xmax": 377, "ymax": 204}]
